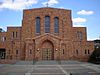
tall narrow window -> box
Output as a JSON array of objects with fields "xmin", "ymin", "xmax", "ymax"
[
  {"xmin": 12, "ymin": 32, "xmax": 14, "ymax": 38},
  {"xmin": 4, "ymin": 37, "xmax": 6, "ymax": 41},
  {"xmin": 36, "ymin": 17, "xmax": 40, "ymax": 33},
  {"xmin": 16, "ymin": 50, "xmax": 18, "ymax": 54},
  {"xmin": 88, "ymin": 49, "xmax": 90, "ymax": 54},
  {"xmin": 85, "ymin": 49, "xmax": 87, "ymax": 54},
  {"xmin": 77, "ymin": 31, "xmax": 82, "ymax": 40},
  {"xmin": 16, "ymin": 32, "xmax": 17, "ymax": 38},
  {"xmin": 54, "ymin": 17, "xmax": 59, "ymax": 33},
  {"xmin": 29, "ymin": 49, "xmax": 32, "ymax": 54},
  {"xmin": 76, "ymin": 49, "xmax": 78, "ymax": 55},
  {"xmin": 63, "ymin": 49, "xmax": 64, "ymax": 54},
  {"xmin": 45, "ymin": 16, "xmax": 50, "ymax": 33}
]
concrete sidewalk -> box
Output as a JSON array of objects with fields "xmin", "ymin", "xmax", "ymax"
[{"xmin": 0, "ymin": 61, "xmax": 100, "ymax": 75}]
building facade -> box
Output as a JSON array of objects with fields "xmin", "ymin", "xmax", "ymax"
[{"xmin": 0, "ymin": 7, "xmax": 94, "ymax": 61}]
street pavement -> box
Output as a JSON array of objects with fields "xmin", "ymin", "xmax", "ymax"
[{"xmin": 0, "ymin": 60, "xmax": 100, "ymax": 75}]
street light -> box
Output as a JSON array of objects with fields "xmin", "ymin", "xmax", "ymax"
[
  {"xmin": 55, "ymin": 48, "xmax": 58, "ymax": 51},
  {"xmin": 37, "ymin": 48, "xmax": 39, "ymax": 51}
]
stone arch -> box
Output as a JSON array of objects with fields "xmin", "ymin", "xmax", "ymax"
[
  {"xmin": 41, "ymin": 40, "xmax": 54, "ymax": 49},
  {"xmin": 38, "ymin": 36, "xmax": 56, "ymax": 49}
]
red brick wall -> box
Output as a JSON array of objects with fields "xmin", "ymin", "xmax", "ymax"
[{"xmin": 0, "ymin": 7, "xmax": 94, "ymax": 62}]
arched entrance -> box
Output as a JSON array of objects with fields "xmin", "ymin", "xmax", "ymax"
[{"xmin": 41, "ymin": 40, "xmax": 54, "ymax": 60}]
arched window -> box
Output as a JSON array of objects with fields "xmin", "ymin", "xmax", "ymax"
[
  {"xmin": 36, "ymin": 17, "xmax": 40, "ymax": 33},
  {"xmin": 54, "ymin": 17, "xmax": 59, "ymax": 33},
  {"xmin": 45, "ymin": 16, "xmax": 50, "ymax": 33}
]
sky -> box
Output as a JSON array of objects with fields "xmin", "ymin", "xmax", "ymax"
[{"xmin": 0, "ymin": 0, "xmax": 100, "ymax": 40}]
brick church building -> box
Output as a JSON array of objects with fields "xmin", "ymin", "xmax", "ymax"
[{"xmin": 0, "ymin": 7, "xmax": 94, "ymax": 61}]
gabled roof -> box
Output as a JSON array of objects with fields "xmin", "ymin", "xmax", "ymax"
[{"xmin": 24, "ymin": 7, "xmax": 71, "ymax": 11}]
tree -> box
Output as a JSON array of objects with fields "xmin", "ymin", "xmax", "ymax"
[
  {"xmin": 0, "ymin": 28, "xmax": 5, "ymax": 32},
  {"xmin": 0, "ymin": 28, "xmax": 2, "ymax": 32},
  {"xmin": 88, "ymin": 40, "xmax": 100, "ymax": 64}
]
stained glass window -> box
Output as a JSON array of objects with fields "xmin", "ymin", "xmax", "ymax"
[
  {"xmin": 45, "ymin": 16, "xmax": 50, "ymax": 33},
  {"xmin": 36, "ymin": 17, "xmax": 40, "ymax": 33},
  {"xmin": 54, "ymin": 17, "xmax": 59, "ymax": 33}
]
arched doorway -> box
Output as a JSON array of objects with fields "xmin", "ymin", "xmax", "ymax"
[{"xmin": 41, "ymin": 40, "xmax": 54, "ymax": 60}]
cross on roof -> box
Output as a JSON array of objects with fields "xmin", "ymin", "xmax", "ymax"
[
  {"xmin": 46, "ymin": 0, "xmax": 49, "ymax": 7},
  {"xmin": 46, "ymin": 2, "xmax": 49, "ymax": 7}
]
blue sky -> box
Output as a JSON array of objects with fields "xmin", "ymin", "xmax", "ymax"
[{"xmin": 0, "ymin": 0, "xmax": 100, "ymax": 40}]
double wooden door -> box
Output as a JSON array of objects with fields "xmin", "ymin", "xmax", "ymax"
[{"xmin": 42, "ymin": 48, "xmax": 53, "ymax": 60}]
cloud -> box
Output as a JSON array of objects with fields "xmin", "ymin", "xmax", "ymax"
[
  {"xmin": 72, "ymin": 17, "xmax": 87, "ymax": 23},
  {"xmin": 0, "ymin": 2, "xmax": 3, "ymax": 5},
  {"xmin": 77, "ymin": 10, "xmax": 94, "ymax": 15},
  {"xmin": 7, "ymin": 24, "xmax": 21, "ymax": 27},
  {"xmin": 0, "ymin": 0, "xmax": 38, "ymax": 11},
  {"xmin": 87, "ymin": 37, "xmax": 100, "ymax": 41},
  {"xmin": 42, "ymin": 0, "xmax": 59, "ymax": 7},
  {"xmin": 73, "ymin": 24, "xmax": 85, "ymax": 27},
  {"xmin": 72, "ymin": 17, "xmax": 87, "ymax": 27}
]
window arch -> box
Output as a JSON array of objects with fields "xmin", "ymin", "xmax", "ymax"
[
  {"xmin": 36, "ymin": 17, "xmax": 40, "ymax": 33},
  {"xmin": 45, "ymin": 16, "xmax": 50, "ymax": 33},
  {"xmin": 54, "ymin": 17, "xmax": 59, "ymax": 33}
]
